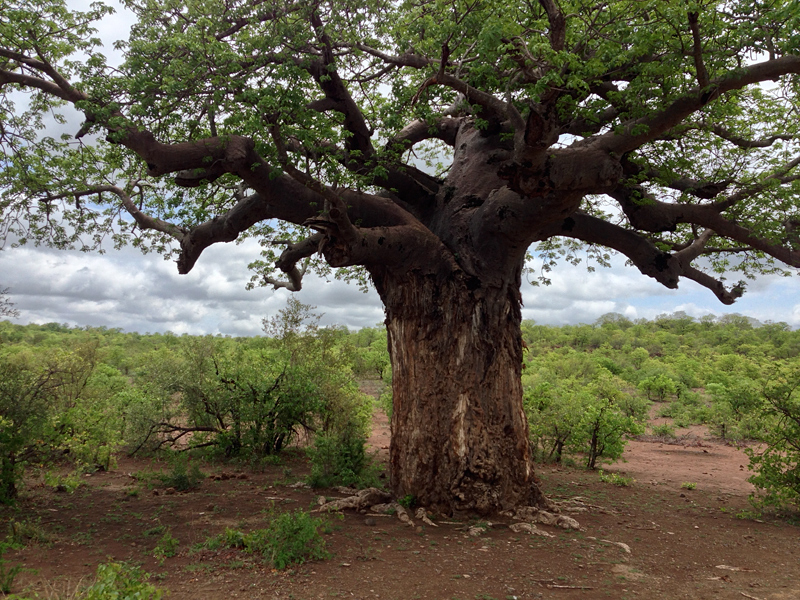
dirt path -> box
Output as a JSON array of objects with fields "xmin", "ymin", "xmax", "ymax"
[
  {"xmin": 3, "ymin": 397, "xmax": 798, "ymax": 600},
  {"xmin": 611, "ymin": 428, "xmax": 756, "ymax": 496}
]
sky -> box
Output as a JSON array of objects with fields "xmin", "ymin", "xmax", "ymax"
[
  {"xmin": 2, "ymin": 1, "xmax": 800, "ymax": 335},
  {"xmin": 3, "ymin": 239, "xmax": 799, "ymax": 335}
]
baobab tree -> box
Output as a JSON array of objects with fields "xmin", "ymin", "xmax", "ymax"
[{"xmin": 2, "ymin": 0, "xmax": 800, "ymax": 514}]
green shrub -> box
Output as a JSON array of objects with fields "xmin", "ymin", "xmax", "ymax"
[
  {"xmin": 254, "ymin": 510, "xmax": 330, "ymax": 569},
  {"xmin": 0, "ymin": 542, "xmax": 22, "ymax": 594},
  {"xmin": 524, "ymin": 363, "xmax": 645, "ymax": 468},
  {"xmin": 196, "ymin": 527, "xmax": 246, "ymax": 552},
  {"xmin": 80, "ymin": 562, "xmax": 164, "ymax": 600},
  {"xmin": 650, "ymin": 423, "xmax": 677, "ymax": 439},
  {"xmin": 131, "ymin": 299, "xmax": 372, "ymax": 460},
  {"xmin": 0, "ymin": 343, "xmax": 126, "ymax": 502},
  {"xmin": 202, "ymin": 511, "xmax": 329, "ymax": 570},
  {"xmin": 0, "ymin": 358, "xmax": 52, "ymax": 503},
  {"xmin": 158, "ymin": 454, "xmax": 205, "ymax": 491},
  {"xmin": 745, "ymin": 365, "xmax": 800, "ymax": 512},
  {"xmin": 307, "ymin": 427, "xmax": 380, "ymax": 489},
  {"xmin": 598, "ymin": 470, "xmax": 633, "ymax": 487},
  {"xmin": 152, "ymin": 530, "xmax": 179, "ymax": 564}
]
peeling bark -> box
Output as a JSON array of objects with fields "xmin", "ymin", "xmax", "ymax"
[{"xmin": 373, "ymin": 267, "xmax": 547, "ymax": 515}]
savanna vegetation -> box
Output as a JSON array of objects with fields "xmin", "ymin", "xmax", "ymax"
[
  {"xmin": 5, "ymin": 0, "xmax": 800, "ymax": 513},
  {"xmin": 0, "ymin": 299, "xmax": 388, "ymax": 505},
  {"xmin": 2, "ymin": 306, "xmax": 800, "ymax": 515},
  {"xmin": 521, "ymin": 311, "xmax": 800, "ymax": 515},
  {"xmin": 3, "ymin": 306, "xmax": 800, "ymax": 597}
]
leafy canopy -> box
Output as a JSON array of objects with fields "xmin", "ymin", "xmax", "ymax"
[{"xmin": 1, "ymin": 0, "xmax": 800, "ymax": 299}]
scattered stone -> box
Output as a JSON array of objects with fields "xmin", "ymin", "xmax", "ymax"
[
  {"xmin": 364, "ymin": 517, "xmax": 377, "ymax": 526},
  {"xmin": 588, "ymin": 536, "xmax": 632, "ymax": 554},
  {"xmin": 553, "ymin": 514, "xmax": 580, "ymax": 530},
  {"xmin": 288, "ymin": 481, "xmax": 310, "ymax": 489},
  {"xmin": 164, "ymin": 487, "xmax": 177, "ymax": 495},
  {"xmin": 514, "ymin": 508, "xmax": 580, "ymax": 530},
  {"xmin": 509, "ymin": 522, "xmax": 555, "ymax": 538},
  {"xmin": 715, "ymin": 565, "xmax": 756, "ymax": 572},
  {"xmin": 468, "ymin": 526, "xmax": 487, "ymax": 537},
  {"xmin": 563, "ymin": 506, "xmax": 588, "ymax": 514},
  {"xmin": 316, "ymin": 495, "xmax": 327, "ymax": 506}
]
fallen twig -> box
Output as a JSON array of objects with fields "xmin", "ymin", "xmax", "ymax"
[{"xmin": 546, "ymin": 584, "xmax": 595, "ymax": 590}]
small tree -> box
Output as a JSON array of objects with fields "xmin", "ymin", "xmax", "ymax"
[
  {"xmin": 746, "ymin": 365, "xmax": 800, "ymax": 511},
  {"xmin": 130, "ymin": 299, "xmax": 371, "ymax": 459},
  {"xmin": 0, "ymin": 357, "xmax": 52, "ymax": 502},
  {"xmin": 580, "ymin": 372, "xmax": 645, "ymax": 469},
  {"xmin": 638, "ymin": 374, "xmax": 679, "ymax": 402},
  {"xmin": 0, "ymin": 287, "xmax": 18, "ymax": 319}
]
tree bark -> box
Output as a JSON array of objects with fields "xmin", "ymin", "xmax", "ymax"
[{"xmin": 373, "ymin": 268, "xmax": 547, "ymax": 515}]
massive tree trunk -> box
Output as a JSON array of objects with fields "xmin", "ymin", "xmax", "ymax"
[{"xmin": 372, "ymin": 267, "xmax": 547, "ymax": 515}]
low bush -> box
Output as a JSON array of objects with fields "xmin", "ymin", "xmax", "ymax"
[
  {"xmin": 254, "ymin": 510, "xmax": 330, "ymax": 569},
  {"xmin": 307, "ymin": 427, "xmax": 381, "ymax": 489},
  {"xmin": 746, "ymin": 365, "xmax": 800, "ymax": 512},
  {"xmin": 158, "ymin": 454, "xmax": 205, "ymax": 491},
  {"xmin": 598, "ymin": 470, "xmax": 633, "ymax": 487},
  {"xmin": 152, "ymin": 530, "xmax": 179, "ymax": 564},
  {"xmin": 199, "ymin": 510, "xmax": 329, "ymax": 570},
  {"xmin": 0, "ymin": 542, "xmax": 22, "ymax": 594},
  {"xmin": 81, "ymin": 562, "xmax": 164, "ymax": 600}
]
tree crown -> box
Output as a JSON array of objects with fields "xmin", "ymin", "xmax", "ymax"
[{"xmin": 2, "ymin": 0, "xmax": 800, "ymax": 300}]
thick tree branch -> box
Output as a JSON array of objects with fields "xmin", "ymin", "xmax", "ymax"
[
  {"xmin": 688, "ymin": 12, "xmax": 710, "ymax": 89},
  {"xmin": 611, "ymin": 187, "xmax": 800, "ymax": 270},
  {"xmin": 0, "ymin": 66, "xmax": 84, "ymax": 102},
  {"xmin": 353, "ymin": 43, "xmax": 436, "ymax": 69},
  {"xmin": 308, "ymin": 10, "xmax": 374, "ymax": 158},
  {"xmin": 354, "ymin": 42, "xmax": 524, "ymax": 130},
  {"xmin": 215, "ymin": 1, "xmax": 304, "ymax": 40},
  {"xmin": 673, "ymin": 229, "xmax": 714, "ymax": 264},
  {"xmin": 562, "ymin": 106, "xmax": 620, "ymax": 137},
  {"xmin": 680, "ymin": 266, "xmax": 744, "ymax": 305},
  {"xmin": 387, "ymin": 117, "xmax": 463, "ymax": 150},
  {"xmin": 539, "ymin": 0, "xmax": 566, "ymax": 52},
  {"xmin": 620, "ymin": 155, "xmax": 734, "ymax": 200},
  {"xmin": 263, "ymin": 235, "xmax": 323, "ymax": 291},
  {"xmin": 709, "ymin": 124, "xmax": 797, "ymax": 149},
  {"xmin": 65, "ymin": 185, "xmax": 188, "ymax": 241},
  {"xmin": 543, "ymin": 211, "xmax": 744, "ymax": 304},
  {"xmin": 594, "ymin": 55, "xmax": 800, "ymax": 155}
]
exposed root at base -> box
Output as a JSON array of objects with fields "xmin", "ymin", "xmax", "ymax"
[{"xmin": 313, "ymin": 487, "xmax": 582, "ymax": 532}]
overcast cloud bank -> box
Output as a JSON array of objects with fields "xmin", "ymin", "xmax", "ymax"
[{"xmin": 2, "ymin": 240, "xmax": 798, "ymax": 335}]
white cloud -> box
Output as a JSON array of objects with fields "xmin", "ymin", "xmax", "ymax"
[{"xmin": 3, "ymin": 239, "xmax": 799, "ymax": 335}]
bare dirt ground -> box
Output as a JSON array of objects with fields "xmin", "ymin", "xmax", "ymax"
[{"xmin": 2, "ymin": 398, "xmax": 799, "ymax": 600}]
